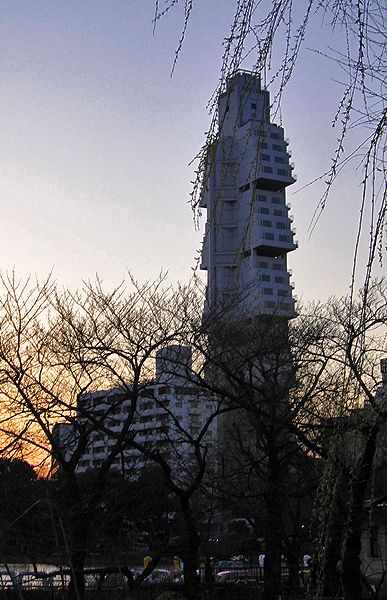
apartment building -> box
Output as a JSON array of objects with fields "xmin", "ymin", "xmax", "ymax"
[{"xmin": 53, "ymin": 345, "xmax": 218, "ymax": 477}]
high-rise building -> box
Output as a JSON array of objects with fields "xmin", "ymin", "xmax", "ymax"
[
  {"xmin": 199, "ymin": 71, "xmax": 298, "ymax": 492},
  {"xmin": 200, "ymin": 70, "xmax": 297, "ymax": 318}
]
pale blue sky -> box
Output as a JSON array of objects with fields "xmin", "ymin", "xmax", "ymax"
[{"xmin": 0, "ymin": 1, "xmax": 383, "ymax": 302}]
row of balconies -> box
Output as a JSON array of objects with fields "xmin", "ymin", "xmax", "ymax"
[
  {"xmin": 259, "ymin": 286, "xmax": 292, "ymax": 298},
  {"xmin": 80, "ymin": 386, "xmax": 203, "ymax": 427},
  {"xmin": 206, "ymin": 238, "xmax": 298, "ymax": 266},
  {"xmin": 254, "ymin": 235, "xmax": 298, "ymax": 257},
  {"xmin": 208, "ymin": 213, "xmax": 295, "ymax": 236},
  {"xmin": 199, "ymin": 151, "xmax": 295, "ymax": 210},
  {"xmin": 261, "ymin": 299, "xmax": 296, "ymax": 314},
  {"xmin": 252, "ymin": 131, "xmax": 291, "ymax": 155},
  {"xmin": 219, "ymin": 289, "xmax": 296, "ymax": 315},
  {"xmin": 81, "ymin": 384, "xmax": 204, "ymax": 414},
  {"xmin": 212, "ymin": 206, "xmax": 293, "ymax": 228},
  {"xmin": 85, "ymin": 424, "xmax": 205, "ymax": 458},
  {"xmin": 208, "ymin": 162, "xmax": 295, "ymax": 194},
  {"xmin": 78, "ymin": 440, "xmax": 200, "ymax": 468},
  {"xmin": 258, "ymin": 272, "xmax": 293, "ymax": 286},
  {"xmin": 210, "ymin": 228, "xmax": 297, "ymax": 256},
  {"xmin": 204, "ymin": 194, "xmax": 294, "ymax": 231},
  {"xmin": 222, "ymin": 283, "xmax": 293, "ymax": 298}
]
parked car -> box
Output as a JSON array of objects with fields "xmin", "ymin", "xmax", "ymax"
[
  {"xmin": 215, "ymin": 560, "xmax": 243, "ymax": 569},
  {"xmin": 216, "ymin": 570, "xmax": 260, "ymax": 585}
]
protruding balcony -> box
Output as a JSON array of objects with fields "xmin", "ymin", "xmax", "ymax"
[
  {"xmin": 259, "ymin": 298, "xmax": 296, "ymax": 317},
  {"xmin": 252, "ymin": 229, "xmax": 298, "ymax": 257},
  {"xmin": 253, "ymin": 168, "xmax": 296, "ymax": 191}
]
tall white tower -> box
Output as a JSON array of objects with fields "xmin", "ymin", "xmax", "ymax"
[{"xmin": 200, "ymin": 70, "xmax": 297, "ymax": 318}]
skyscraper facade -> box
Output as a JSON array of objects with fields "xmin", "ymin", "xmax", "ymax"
[{"xmin": 200, "ymin": 70, "xmax": 297, "ymax": 318}]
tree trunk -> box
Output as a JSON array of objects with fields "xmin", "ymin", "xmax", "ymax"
[
  {"xmin": 67, "ymin": 549, "xmax": 86, "ymax": 600},
  {"xmin": 341, "ymin": 425, "xmax": 379, "ymax": 600},
  {"xmin": 286, "ymin": 549, "xmax": 301, "ymax": 599},
  {"xmin": 179, "ymin": 495, "xmax": 201, "ymax": 599},
  {"xmin": 67, "ymin": 504, "xmax": 92, "ymax": 600},
  {"xmin": 263, "ymin": 445, "xmax": 283, "ymax": 600}
]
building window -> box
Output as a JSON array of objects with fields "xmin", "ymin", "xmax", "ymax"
[
  {"xmin": 279, "ymin": 235, "xmax": 289, "ymax": 242},
  {"xmin": 261, "ymin": 154, "xmax": 270, "ymax": 161},
  {"xmin": 261, "ymin": 220, "xmax": 272, "ymax": 227},
  {"xmin": 272, "ymin": 144, "xmax": 282, "ymax": 151},
  {"xmin": 275, "ymin": 276, "xmax": 284, "ymax": 283},
  {"xmin": 273, "ymin": 209, "xmax": 283, "ymax": 216},
  {"xmin": 158, "ymin": 386, "xmax": 170, "ymax": 395},
  {"xmin": 263, "ymin": 288, "xmax": 273, "ymax": 295},
  {"xmin": 275, "ymin": 156, "xmax": 285, "ymax": 164},
  {"xmin": 264, "ymin": 233, "xmax": 274, "ymax": 240},
  {"xmin": 258, "ymin": 261, "xmax": 268, "ymax": 268},
  {"xmin": 176, "ymin": 386, "xmax": 195, "ymax": 395},
  {"xmin": 276, "ymin": 222, "xmax": 287, "ymax": 229},
  {"xmin": 257, "ymin": 195, "xmax": 267, "ymax": 202},
  {"xmin": 261, "ymin": 274, "xmax": 270, "ymax": 282},
  {"xmin": 265, "ymin": 301, "xmax": 276, "ymax": 308},
  {"xmin": 278, "ymin": 289, "xmax": 288, "ymax": 297},
  {"xmin": 273, "ymin": 263, "xmax": 283, "ymax": 270},
  {"xmin": 140, "ymin": 416, "xmax": 154, "ymax": 423},
  {"xmin": 258, "ymin": 207, "xmax": 270, "ymax": 214},
  {"xmin": 271, "ymin": 197, "xmax": 281, "ymax": 204},
  {"xmin": 270, "ymin": 132, "xmax": 280, "ymax": 140},
  {"xmin": 263, "ymin": 166, "xmax": 273, "ymax": 173},
  {"xmin": 277, "ymin": 168, "xmax": 288, "ymax": 176}
]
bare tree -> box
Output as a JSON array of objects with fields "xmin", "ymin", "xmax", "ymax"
[
  {"xmin": 53, "ymin": 276, "xmax": 229, "ymax": 598},
  {"xmin": 308, "ymin": 279, "xmax": 387, "ymax": 600},
  {"xmin": 0, "ymin": 273, "xmax": 216, "ymax": 599},
  {"xmin": 0, "ymin": 270, "xmax": 384, "ymax": 600},
  {"xmin": 188, "ymin": 312, "xmax": 327, "ymax": 599},
  {"xmin": 181, "ymin": 279, "xmax": 386, "ymax": 599}
]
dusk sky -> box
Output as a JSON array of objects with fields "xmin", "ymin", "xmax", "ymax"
[{"xmin": 0, "ymin": 1, "xmax": 383, "ymax": 303}]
